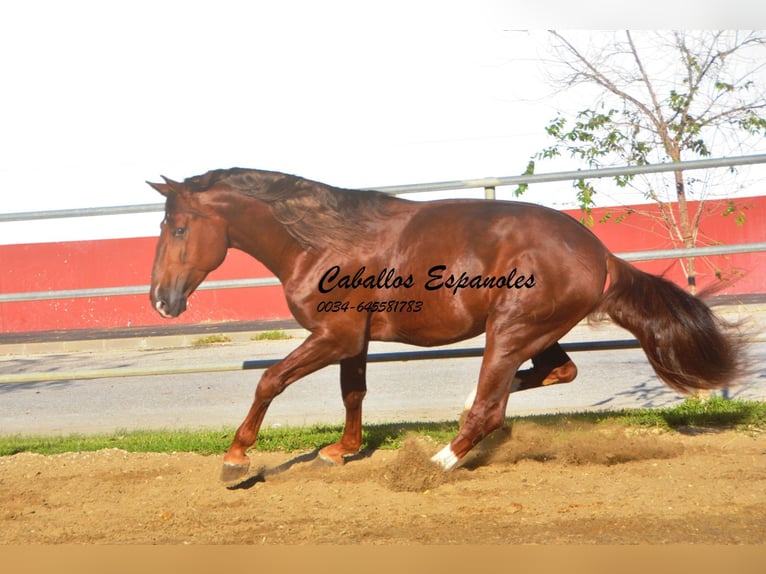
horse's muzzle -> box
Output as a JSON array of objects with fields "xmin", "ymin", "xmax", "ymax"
[{"xmin": 152, "ymin": 287, "xmax": 187, "ymax": 318}]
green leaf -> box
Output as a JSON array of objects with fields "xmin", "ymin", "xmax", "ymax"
[
  {"xmin": 514, "ymin": 159, "xmax": 536, "ymax": 197},
  {"xmin": 714, "ymin": 80, "xmax": 735, "ymax": 92}
]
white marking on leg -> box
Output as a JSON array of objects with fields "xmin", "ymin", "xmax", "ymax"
[
  {"xmin": 431, "ymin": 444, "xmax": 459, "ymax": 471},
  {"xmin": 463, "ymin": 387, "xmax": 477, "ymax": 411}
]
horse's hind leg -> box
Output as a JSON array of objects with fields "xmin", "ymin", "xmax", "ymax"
[
  {"xmin": 515, "ymin": 343, "xmax": 577, "ymax": 391},
  {"xmin": 433, "ymin": 345, "xmax": 518, "ymax": 469},
  {"xmin": 319, "ymin": 343, "xmax": 369, "ymax": 465},
  {"xmin": 433, "ymin": 316, "xmax": 541, "ymax": 470},
  {"xmin": 435, "ymin": 318, "xmax": 580, "ymax": 471},
  {"xmin": 459, "ymin": 343, "xmax": 576, "ymax": 426}
]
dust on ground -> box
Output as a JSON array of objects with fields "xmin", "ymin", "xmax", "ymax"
[{"xmin": 2, "ymin": 422, "xmax": 764, "ymax": 544}]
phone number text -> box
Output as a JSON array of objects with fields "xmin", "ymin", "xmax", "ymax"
[{"xmin": 316, "ymin": 300, "xmax": 424, "ymax": 313}]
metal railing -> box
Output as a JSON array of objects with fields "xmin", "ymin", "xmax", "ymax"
[
  {"xmin": 0, "ymin": 340, "xmax": 644, "ymax": 385},
  {"xmin": 2, "ymin": 152, "xmax": 766, "ymax": 305},
  {"xmin": 3, "ymin": 153, "xmax": 766, "ymax": 223},
  {"xmin": 1, "ymin": 243, "xmax": 765, "ymax": 304}
]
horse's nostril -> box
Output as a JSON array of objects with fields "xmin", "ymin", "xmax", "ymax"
[
  {"xmin": 155, "ymin": 299, "xmax": 172, "ymax": 318},
  {"xmin": 153, "ymin": 293, "xmax": 186, "ymax": 318}
]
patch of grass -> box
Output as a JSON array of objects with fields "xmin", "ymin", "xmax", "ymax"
[
  {"xmin": 0, "ymin": 399, "xmax": 762, "ymax": 458},
  {"xmin": 0, "ymin": 422, "xmax": 460, "ymax": 458},
  {"xmin": 657, "ymin": 395, "xmax": 766, "ymax": 430},
  {"xmin": 191, "ymin": 334, "xmax": 232, "ymax": 346},
  {"xmin": 0, "ymin": 429, "xmax": 235, "ymax": 457},
  {"xmin": 512, "ymin": 397, "xmax": 766, "ymax": 433},
  {"xmin": 251, "ymin": 330, "xmax": 292, "ymax": 341}
]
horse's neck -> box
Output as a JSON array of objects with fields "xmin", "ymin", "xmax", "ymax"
[{"xmin": 223, "ymin": 199, "xmax": 304, "ymax": 280}]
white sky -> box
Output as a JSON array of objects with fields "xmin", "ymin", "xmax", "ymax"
[{"xmin": 1, "ymin": 1, "xmax": 765, "ymax": 245}]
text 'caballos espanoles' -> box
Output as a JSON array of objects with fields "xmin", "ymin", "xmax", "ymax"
[{"xmin": 318, "ymin": 265, "xmax": 535, "ymax": 296}]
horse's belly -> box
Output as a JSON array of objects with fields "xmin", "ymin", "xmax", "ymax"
[{"xmin": 368, "ymin": 303, "xmax": 486, "ymax": 346}]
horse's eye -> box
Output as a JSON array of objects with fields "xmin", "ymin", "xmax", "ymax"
[{"xmin": 173, "ymin": 227, "xmax": 187, "ymax": 238}]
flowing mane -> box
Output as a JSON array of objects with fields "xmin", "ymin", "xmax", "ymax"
[{"xmin": 183, "ymin": 168, "xmax": 403, "ymax": 251}]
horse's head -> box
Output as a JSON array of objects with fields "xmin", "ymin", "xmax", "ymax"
[{"xmin": 147, "ymin": 177, "xmax": 230, "ymax": 318}]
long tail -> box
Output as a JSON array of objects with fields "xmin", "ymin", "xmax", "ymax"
[{"xmin": 592, "ymin": 255, "xmax": 744, "ymax": 394}]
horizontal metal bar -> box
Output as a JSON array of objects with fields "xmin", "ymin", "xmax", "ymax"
[
  {"xmin": 315, "ymin": 338, "xmax": 644, "ymax": 366},
  {"xmin": 1, "ymin": 242, "xmax": 763, "ymax": 304},
  {"xmin": 0, "ymin": 277, "xmax": 282, "ymax": 303},
  {"xmin": 0, "ymin": 339, "xmax": 642, "ymax": 384},
  {"xmin": 369, "ymin": 153, "xmax": 766, "ymax": 194},
  {"xmin": 0, "ymin": 203, "xmax": 165, "ymax": 223},
  {"xmin": 2, "ymin": 154, "xmax": 765, "ymax": 222},
  {"xmin": 4, "ymin": 335, "xmax": 764, "ymax": 385},
  {"xmin": 618, "ymin": 241, "xmax": 766, "ymax": 262}
]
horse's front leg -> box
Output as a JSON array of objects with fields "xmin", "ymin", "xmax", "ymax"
[
  {"xmin": 318, "ymin": 341, "xmax": 369, "ymax": 465},
  {"xmin": 221, "ymin": 332, "xmax": 357, "ymax": 485}
]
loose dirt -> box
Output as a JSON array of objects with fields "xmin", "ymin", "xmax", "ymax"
[{"xmin": 2, "ymin": 423, "xmax": 764, "ymax": 544}]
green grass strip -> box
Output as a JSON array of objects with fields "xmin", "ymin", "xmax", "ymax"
[
  {"xmin": 251, "ymin": 330, "xmax": 293, "ymax": 341},
  {"xmin": 1, "ymin": 397, "xmax": 763, "ymax": 457}
]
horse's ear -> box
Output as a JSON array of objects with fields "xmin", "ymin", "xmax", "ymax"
[
  {"xmin": 146, "ymin": 181, "xmax": 169, "ymax": 196},
  {"xmin": 146, "ymin": 176, "xmax": 181, "ymax": 196}
]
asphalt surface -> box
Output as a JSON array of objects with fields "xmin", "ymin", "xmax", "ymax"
[{"xmin": 1, "ymin": 302, "xmax": 764, "ymax": 436}]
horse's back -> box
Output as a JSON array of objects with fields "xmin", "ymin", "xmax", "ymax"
[{"xmin": 400, "ymin": 198, "xmax": 609, "ymax": 264}]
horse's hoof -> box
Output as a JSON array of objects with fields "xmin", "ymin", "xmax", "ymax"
[
  {"xmin": 220, "ymin": 461, "xmax": 250, "ymax": 486},
  {"xmin": 317, "ymin": 447, "xmax": 346, "ymax": 466}
]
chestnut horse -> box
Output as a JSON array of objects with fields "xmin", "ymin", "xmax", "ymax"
[{"xmin": 148, "ymin": 168, "xmax": 741, "ymax": 485}]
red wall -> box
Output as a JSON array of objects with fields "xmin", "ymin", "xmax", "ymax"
[
  {"xmin": 570, "ymin": 196, "xmax": 766, "ymax": 295},
  {"xmin": 1, "ymin": 196, "xmax": 764, "ymax": 334},
  {"xmin": 0, "ymin": 237, "xmax": 291, "ymax": 333}
]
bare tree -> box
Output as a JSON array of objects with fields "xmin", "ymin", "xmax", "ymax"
[{"xmin": 518, "ymin": 30, "xmax": 766, "ymax": 293}]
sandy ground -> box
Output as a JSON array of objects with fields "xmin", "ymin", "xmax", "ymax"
[{"xmin": 1, "ymin": 422, "xmax": 765, "ymax": 545}]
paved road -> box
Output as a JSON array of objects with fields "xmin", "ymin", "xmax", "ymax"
[{"xmin": 1, "ymin": 305, "xmax": 764, "ymax": 436}]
